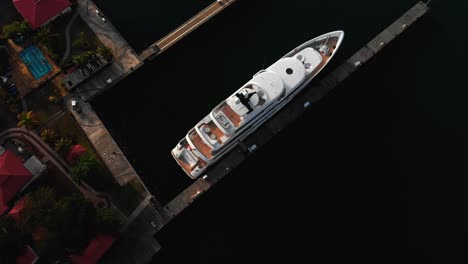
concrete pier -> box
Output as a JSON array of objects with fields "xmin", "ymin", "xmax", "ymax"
[
  {"xmin": 140, "ymin": 0, "xmax": 236, "ymax": 61},
  {"xmin": 68, "ymin": 99, "xmax": 140, "ymax": 186},
  {"xmin": 158, "ymin": 1, "xmax": 430, "ymax": 227},
  {"xmin": 73, "ymin": 0, "xmax": 143, "ymax": 101}
]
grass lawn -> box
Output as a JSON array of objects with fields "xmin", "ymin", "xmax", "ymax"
[
  {"xmin": 47, "ymin": 112, "xmax": 94, "ymax": 152},
  {"xmin": 62, "ymin": 15, "xmax": 106, "ymax": 69},
  {"xmin": 46, "ymin": 12, "xmax": 75, "ymax": 60},
  {"xmin": 70, "ymin": 15, "xmax": 99, "ymax": 55},
  {"xmin": 24, "ymin": 81, "xmax": 64, "ymax": 126}
]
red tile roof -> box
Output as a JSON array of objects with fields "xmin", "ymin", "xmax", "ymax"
[
  {"xmin": 13, "ymin": 0, "xmax": 72, "ymax": 29},
  {"xmin": 69, "ymin": 235, "xmax": 116, "ymax": 264},
  {"xmin": 16, "ymin": 245, "xmax": 39, "ymax": 264},
  {"xmin": 8, "ymin": 196, "xmax": 28, "ymax": 222},
  {"xmin": 66, "ymin": 144, "xmax": 87, "ymax": 163},
  {"xmin": 0, "ymin": 150, "xmax": 32, "ymax": 215}
]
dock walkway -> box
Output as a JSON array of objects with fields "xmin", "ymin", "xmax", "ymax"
[
  {"xmin": 158, "ymin": 1, "xmax": 430, "ymax": 227},
  {"xmin": 140, "ymin": 0, "xmax": 236, "ymax": 61},
  {"xmin": 68, "ymin": 99, "xmax": 142, "ymax": 186}
]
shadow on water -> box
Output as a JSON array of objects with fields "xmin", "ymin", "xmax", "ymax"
[
  {"xmin": 92, "ymin": 0, "xmax": 422, "ymax": 204},
  {"xmin": 91, "ymin": 0, "xmax": 468, "ymax": 260}
]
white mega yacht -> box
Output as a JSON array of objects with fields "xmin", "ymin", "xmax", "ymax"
[{"xmin": 172, "ymin": 31, "xmax": 345, "ymax": 179}]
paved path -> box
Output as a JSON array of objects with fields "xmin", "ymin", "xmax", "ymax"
[
  {"xmin": 73, "ymin": 0, "xmax": 143, "ymax": 101},
  {"xmin": 0, "ymin": 128, "xmax": 109, "ymax": 209},
  {"xmin": 67, "ymin": 97, "xmax": 148, "ymax": 188},
  {"xmin": 140, "ymin": 0, "xmax": 236, "ymax": 61},
  {"xmin": 60, "ymin": 10, "xmax": 80, "ymax": 65}
]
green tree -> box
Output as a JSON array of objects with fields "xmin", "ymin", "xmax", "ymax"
[
  {"xmin": 72, "ymin": 32, "xmax": 91, "ymax": 50},
  {"xmin": 72, "ymin": 49, "xmax": 98, "ymax": 66},
  {"xmin": 54, "ymin": 137, "xmax": 73, "ymax": 155},
  {"xmin": 34, "ymin": 231, "xmax": 65, "ymax": 261},
  {"xmin": 22, "ymin": 187, "xmax": 57, "ymax": 231},
  {"xmin": 33, "ymin": 27, "xmax": 58, "ymax": 46},
  {"xmin": 96, "ymin": 208, "xmax": 121, "ymax": 234},
  {"xmin": 0, "ymin": 45, "xmax": 9, "ymax": 70},
  {"xmin": 40, "ymin": 128, "xmax": 58, "ymax": 145},
  {"xmin": 97, "ymin": 45, "xmax": 113, "ymax": 61},
  {"xmin": 71, "ymin": 54, "xmax": 86, "ymax": 66},
  {"xmin": 0, "ymin": 216, "xmax": 27, "ymax": 263},
  {"xmin": 46, "ymin": 194, "xmax": 96, "ymax": 251},
  {"xmin": 1, "ymin": 21, "xmax": 31, "ymax": 40},
  {"xmin": 17, "ymin": 111, "xmax": 38, "ymax": 130},
  {"xmin": 70, "ymin": 153, "xmax": 98, "ymax": 184}
]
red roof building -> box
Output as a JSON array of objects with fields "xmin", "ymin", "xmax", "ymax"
[
  {"xmin": 66, "ymin": 144, "xmax": 87, "ymax": 163},
  {"xmin": 69, "ymin": 235, "xmax": 116, "ymax": 264},
  {"xmin": 0, "ymin": 150, "xmax": 33, "ymax": 215},
  {"xmin": 13, "ymin": 0, "xmax": 72, "ymax": 29},
  {"xmin": 16, "ymin": 245, "xmax": 39, "ymax": 264},
  {"xmin": 8, "ymin": 196, "xmax": 28, "ymax": 222}
]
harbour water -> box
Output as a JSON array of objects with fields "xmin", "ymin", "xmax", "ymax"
[{"xmin": 92, "ymin": 0, "xmax": 468, "ymax": 261}]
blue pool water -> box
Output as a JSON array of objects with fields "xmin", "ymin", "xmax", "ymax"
[{"xmin": 19, "ymin": 45, "xmax": 52, "ymax": 80}]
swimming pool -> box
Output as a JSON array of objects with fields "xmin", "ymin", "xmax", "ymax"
[{"xmin": 19, "ymin": 45, "xmax": 52, "ymax": 80}]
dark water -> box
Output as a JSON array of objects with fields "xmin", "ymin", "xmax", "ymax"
[{"xmin": 92, "ymin": 0, "xmax": 468, "ymax": 261}]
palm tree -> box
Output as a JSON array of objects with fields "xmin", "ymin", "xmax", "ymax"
[
  {"xmin": 54, "ymin": 137, "xmax": 72, "ymax": 154},
  {"xmin": 40, "ymin": 128, "xmax": 57, "ymax": 145},
  {"xmin": 17, "ymin": 111, "xmax": 38, "ymax": 130},
  {"xmin": 71, "ymin": 54, "xmax": 87, "ymax": 66},
  {"xmin": 96, "ymin": 208, "xmax": 121, "ymax": 234},
  {"xmin": 97, "ymin": 45, "xmax": 113, "ymax": 61},
  {"xmin": 72, "ymin": 32, "xmax": 91, "ymax": 50},
  {"xmin": 20, "ymin": 187, "xmax": 57, "ymax": 235},
  {"xmin": 70, "ymin": 153, "xmax": 97, "ymax": 184},
  {"xmin": 33, "ymin": 27, "xmax": 58, "ymax": 46}
]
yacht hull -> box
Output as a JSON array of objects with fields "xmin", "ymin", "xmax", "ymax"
[{"xmin": 172, "ymin": 31, "xmax": 345, "ymax": 179}]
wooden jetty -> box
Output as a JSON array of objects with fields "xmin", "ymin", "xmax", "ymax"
[{"xmin": 140, "ymin": 0, "xmax": 236, "ymax": 61}]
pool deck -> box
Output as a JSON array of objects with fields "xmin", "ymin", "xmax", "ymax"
[
  {"xmin": 7, "ymin": 41, "xmax": 61, "ymax": 97},
  {"xmin": 71, "ymin": 0, "xmax": 143, "ymax": 101}
]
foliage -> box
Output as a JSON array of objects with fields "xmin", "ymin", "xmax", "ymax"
[
  {"xmin": 1, "ymin": 21, "xmax": 31, "ymax": 40},
  {"xmin": 48, "ymin": 95, "xmax": 58, "ymax": 103},
  {"xmin": 54, "ymin": 137, "xmax": 73, "ymax": 154},
  {"xmin": 17, "ymin": 111, "xmax": 38, "ymax": 130},
  {"xmin": 4, "ymin": 94, "xmax": 21, "ymax": 113},
  {"xmin": 33, "ymin": 27, "xmax": 58, "ymax": 46},
  {"xmin": 0, "ymin": 216, "xmax": 28, "ymax": 264},
  {"xmin": 15, "ymin": 186, "xmax": 108, "ymax": 261},
  {"xmin": 45, "ymin": 194, "xmax": 96, "ymax": 251},
  {"xmin": 97, "ymin": 45, "xmax": 113, "ymax": 61},
  {"xmin": 70, "ymin": 153, "xmax": 98, "ymax": 184},
  {"xmin": 26, "ymin": 192, "xmax": 96, "ymax": 260},
  {"xmin": 71, "ymin": 50, "xmax": 96, "ymax": 66},
  {"xmin": 40, "ymin": 128, "xmax": 58, "ymax": 145},
  {"xmin": 72, "ymin": 32, "xmax": 92, "ymax": 50},
  {"xmin": 22, "ymin": 187, "xmax": 57, "ymax": 231},
  {"xmin": 34, "ymin": 231, "xmax": 65, "ymax": 261},
  {"xmin": 0, "ymin": 45, "xmax": 9, "ymax": 70},
  {"xmin": 96, "ymin": 208, "xmax": 121, "ymax": 234}
]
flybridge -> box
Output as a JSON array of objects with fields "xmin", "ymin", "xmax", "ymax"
[{"xmin": 172, "ymin": 31, "xmax": 345, "ymax": 179}]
